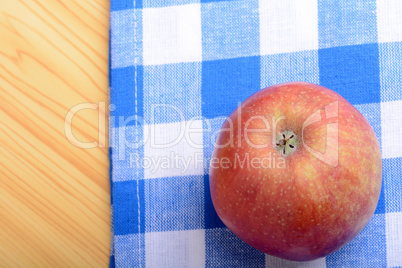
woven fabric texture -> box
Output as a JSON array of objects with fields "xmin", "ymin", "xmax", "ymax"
[{"xmin": 109, "ymin": 0, "xmax": 402, "ymax": 267}]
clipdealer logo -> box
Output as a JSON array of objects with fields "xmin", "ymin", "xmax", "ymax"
[{"xmin": 64, "ymin": 101, "xmax": 339, "ymax": 173}]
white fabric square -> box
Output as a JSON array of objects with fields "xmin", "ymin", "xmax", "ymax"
[
  {"xmin": 143, "ymin": 4, "xmax": 202, "ymax": 65},
  {"xmin": 259, "ymin": 0, "xmax": 318, "ymax": 55},
  {"xmin": 145, "ymin": 229, "xmax": 205, "ymax": 268},
  {"xmin": 381, "ymin": 100, "xmax": 402, "ymax": 159},
  {"xmin": 143, "ymin": 120, "xmax": 204, "ymax": 179},
  {"xmin": 377, "ymin": 0, "xmax": 402, "ymax": 43},
  {"xmin": 386, "ymin": 212, "xmax": 402, "ymax": 267},
  {"xmin": 265, "ymin": 254, "xmax": 326, "ymax": 268}
]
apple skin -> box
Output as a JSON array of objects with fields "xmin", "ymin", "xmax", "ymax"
[{"xmin": 209, "ymin": 82, "xmax": 382, "ymax": 261}]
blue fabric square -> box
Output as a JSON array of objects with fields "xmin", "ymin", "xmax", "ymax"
[
  {"xmin": 201, "ymin": 0, "xmax": 259, "ymax": 61},
  {"xmin": 203, "ymin": 118, "xmax": 226, "ymax": 174},
  {"xmin": 326, "ymin": 214, "xmax": 386, "ymax": 267},
  {"xmin": 144, "ymin": 62, "xmax": 202, "ymax": 124},
  {"xmin": 383, "ymin": 157, "xmax": 402, "ymax": 213},
  {"xmin": 111, "ymin": 0, "xmax": 142, "ymax": 11},
  {"xmin": 260, "ymin": 50, "xmax": 319, "ymax": 89},
  {"xmin": 145, "ymin": 175, "xmax": 204, "ymax": 232},
  {"xmin": 379, "ymin": 42, "xmax": 402, "ymax": 102},
  {"xmin": 205, "ymin": 228, "xmax": 265, "ymax": 268},
  {"xmin": 204, "ymin": 175, "xmax": 225, "ymax": 229},
  {"xmin": 111, "ymin": 0, "xmax": 133, "ymax": 11},
  {"xmin": 111, "ymin": 9, "xmax": 142, "ymax": 69},
  {"xmin": 374, "ymin": 178, "xmax": 385, "ymax": 215},
  {"xmin": 318, "ymin": 0, "xmax": 377, "ymax": 48},
  {"xmin": 111, "ymin": 66, "xmax": 144, "ymax": 119},
  {"xmin": 109, "ymin": 255, "xmax": 115, "ymax": 268},
  {"xmin": 319, "ymin": 44, "xmax": 380, "ymax": 105},
  {"xmin": 201, "ymin": 56, "xmax": 260, "ymax": 119},
  {"xmin": 143, "ymin": 0, "xmax": 199, "ymax": 8},
  {"xmin": 113, "ymin": 180, "xmax": 145, "ymax": 235}
]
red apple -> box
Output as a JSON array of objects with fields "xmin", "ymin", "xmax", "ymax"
[{"xmin": 209, "ymin": 82, "xmax": 382, "ymax": 261}]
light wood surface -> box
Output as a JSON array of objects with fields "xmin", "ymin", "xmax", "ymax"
[{"xmin": 0, "ymin": 1, "xmax": 111, "ymax": 267}]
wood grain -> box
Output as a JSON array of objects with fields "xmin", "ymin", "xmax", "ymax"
[{"xmin": 0, "ymin": 0, "xmax": 110, "ymax": 267}]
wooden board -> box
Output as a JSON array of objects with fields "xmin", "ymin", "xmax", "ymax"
[{"xmin": 0, "ymin": 1, "xmax": 110, "ymax": 267}]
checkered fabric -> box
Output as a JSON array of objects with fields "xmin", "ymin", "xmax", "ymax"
[{"xmin": 109, "ymin": 0, "xmax": 402, "ymax": 267}]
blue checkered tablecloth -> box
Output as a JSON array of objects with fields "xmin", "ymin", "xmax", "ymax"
[{"xmin": 109, "ymin": 0, "xmax": 402, "ymax": 267}]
